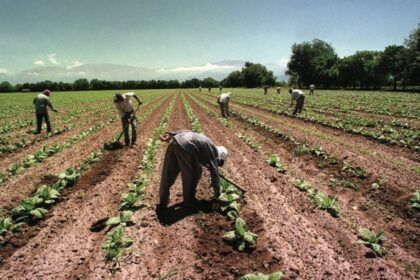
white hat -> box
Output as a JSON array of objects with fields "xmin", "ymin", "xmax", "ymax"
[{"xmin": 217, "ymin": 146, "xmax": 228, "ymax": 161}]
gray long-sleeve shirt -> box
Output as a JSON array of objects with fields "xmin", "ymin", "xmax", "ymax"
[
  {"xmin": 169, "ymin": 130, "xmax": 220, "ymax": 194},
  {"xmin": 33, "ymin": 93, "xmax": 55, "ymax": 114}
]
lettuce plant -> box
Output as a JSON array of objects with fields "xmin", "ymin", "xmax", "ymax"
[
  {"xmin": 294, "ymin": 179, "xmax": 311, "ymax": 191},
  {"xmin": 119, "ymin": 192, "xmax": 140, "ymax": 210},
  {"xmin": 102, "ymin": 225, "xmax": 132, "ymax": 261},
  {"xmin": 106, "ymin": 210, "xmax": 134, "ymax": 227},
  {"xmin": 35, "ymin": 185, "xmax": 60, "ymax": 205},
  {"xmin": 12, "ymin": 197, "xmax": 48, "ymax": 221},
  {"xmin": 7, "ymin": 162, "xmax": 23, "ymax": 175},
  {"xmin": 266, "ymin": 154, "xmax": 286, "ymax": 173},
  {"xmin": 240, "ymin": 272, "xmax": 282, "ymax": 280},
  {"xmin": 409, "ymin": 190, "xmax": 420, "ymax": 209},
  {"xmin": 357, "ymin": 227, "xmax": 386, "ymax": 257},
  {"xmin": 0, "ymin": 217, "xmax": 23, "ymax": 235},
  {"xmin": 57, "ymin": 167, "xmax": 80, "ymax": 188},
  {"xmin": 223, "ymin": 217, "xmax": 258, "ymax": 251},
  {"xmin": 307, "ymin": 188, "xmax": 340, "ymax": 217}
]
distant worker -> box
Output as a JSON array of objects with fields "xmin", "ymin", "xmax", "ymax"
[
  {"xmin": 33, "ymin": 89, "xmax": 58, "ymax": 134},
  {"xmin": 199, "ymin": 86, "xmax": 202, "ymax": 92},
  {"xmin": 158, "ymin": 130, "xmax": 228, "ymax": 209},
  {"xmin": 263, "ymin": 85, "xmax": 269, "ymax": 95},
  {"xmin": 208, "ymin": 87, "xmax": 211, "ymax": 93},
  {"xmin": 113, "ymin": 92, "xmax": 142, "ymax": 146},
  {"xmin": 309, "ymin": 84, "xmax": 315, "ymax": 95},
  {"xmin": 219, "ymin": 85, "xmax": 223, "ymax": 92},
  {"xmin": 217, "ymin": 92, "xmax": 231, "ymax": 118},
  {"xmin": 289, "ymin": 88, "xmax": 305, "ymax": 115},
  {"xmin": 276, "ymin": 86, "xmax": 281, "ymax": 94}
]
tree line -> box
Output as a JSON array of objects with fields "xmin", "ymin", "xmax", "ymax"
[{"xmin": 286, "ymin": 25, "xmax": 419, "ymax": 90}]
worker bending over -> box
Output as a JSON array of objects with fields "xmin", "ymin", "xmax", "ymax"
[
  {"xmin": 309, "ymin": 84, "xmax": 315, "ymax": 95},
  {"xmin": 113, "ymin": 92, "xmax": 142, "ymax": 146},
  {"xmin": 289, "ymin": 88, "xmax": 305, "ymax": 115},
  {"xmin": 217, "ymin": 92, "xmax": 231, "ymax": 118},
  {"xmin": 158, "ymin": 130, "xmax": 228, "ymax": 209},
  {"xmin": 33, "ymin": 89, "xmax": 58, "ymax": 134},
  {"xmin": 276, "ymin": 86, "xmax": 281, "ymax": 94}
]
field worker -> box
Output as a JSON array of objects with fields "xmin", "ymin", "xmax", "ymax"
[
  {"xmin": 289, "ymin": 88, "xmax": 305, "ymax": 115},
  {"xmin": 199, "ymin": 86, "xmax": 202, "ymax": 92},
  {"xmin": 217, "ymin": 92, "xmax": 231, "ymax": 118},
  {"xmin": 33, "ymin": 89, "xmax": 58, "ymax": 134},
  {"xmin": 276, "ymin": 86, "xmax": 281, "ymax": 94},
  {"xmin": 113, "ymin": 92, "xmax": 142, "ymax": 146},
  {"xmin": 263, "ymin": 85, "xmax": 269, "ymax": 95},
  {"xmin": 219, "ymin": 85, "xmax": 223, "ymax": 92},
  {"xmin": 158, "ymin": 130, "xmax": 228, "ymax": 209},
  {"xmin": 309, "ymin": 84, "xmax": 315, "ymax": 95},
  {"xmin": 208, "ymin": 87, "xmax": 211, "ymax": 93}
]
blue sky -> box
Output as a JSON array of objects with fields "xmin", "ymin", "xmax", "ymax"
[{"xmin": 0, "ymin": 0, "xmax": 419, "ymax": 75}]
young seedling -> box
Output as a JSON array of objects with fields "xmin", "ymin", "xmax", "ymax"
[
  {"xmin": 7, "ymin": 162, "xmax": 23, "ymax": 176},
  {"xmin": 119, "ymin": 192, "xmax": 140, "ymax": 210},
  {"xmin": 102, "ymin": 225, "xmax": 133, "ymax": 261},
  {"xmin": 223, "ymin": 217, "xmax": 258, "ymax": 251},
  {"xmin": 266, "ymin": 154, "xmax": 286, "ymax": 173},
  {"xmin": 12, "ymin": 197, "xmax": 48, "ymax": 222},
  {"xmin": 35, "ymin": 185, "xmax": 60, "ymax": 205},
  {"xmin": 106, "ymin": 210, "xmax": 134, "ymax": 228},
  {"xmin": 409, "ymin": 190, "xmax": 420, "ymax": 209},
  {"xmin": 56, "ymin": 167, "xmax": 80, "ymax": 189},
  {"xmin": 294, "ymin": 179, "xmax": 312, "ymax": 191},
  {"xmin": 0, "ymin": 216, "xmax": 24, "ymax": 235},
  {"xmin": 240, "ymin": 271, "xmax": 283, "ymax": 280},
  {"xmin": 357, "ymin": 227, "xmax": 386, "ymax": 257},
  {"xmin": 307, "ymin": 189, "xmax": 340, "ymax": 217},
  {"xmin": 343, "ymin": 164, "xmax": 367, "ymax": 179},
  {"xmin": 329, "ymin": 178, "xmax": 359, "ymax": 190}
]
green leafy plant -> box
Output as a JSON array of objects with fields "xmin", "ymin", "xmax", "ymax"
[
  {"xmin": 0, "ymin": 216, "xmax": 24, "ymax": 235},
  {"xmin": 266, "ymin": 154, "xmax": 286, "ymax": 173},
  {"xmin": 240, "ymin": 271, "xmax": 282, "ymax": 280},
  {"xmin": 329, "ymin": 178, "xmax": 359, "ymax": 190},
  {"xmin": 294, "ymin": 179, "xmax": 312, "ymax": 191},
  {"xmin": 0, "ymin": 172, "xmax": 7, "ymax": 184},
  {"xmin": 56, "ymin": 167, "xmax": 80, "ymax": 188},
  {"xmin": 357, "ymin": 227, "xmax": 386, "ymax": 257},
  {"xmin": 106, "ymin": 210, "xmax": 134, "ymax": 227},
  {"xmin": 223, "ymin": 217, "xmax": 258, "ymax": 251},
  {"xmin": 343, "ymin": 164, "xmax": 367, "ymax": 179},
  {"xmin": 12, "ymin": 197, "xmax": 48, "ymax": 221},
  {"xmin": 119, "ymin": 192, "xmax": 140, "ymax": 210},
  {"xmin": 102, "ymin": 225, "xmax": 132, "ymax": 261},
  {"xmin": 7, "ymin": 162, "xmax": 23, "ymax": 175},
  {"xmin": 409, "ymin": 190, "xmax": 420, "ymax": 209},
  {"xmin": 307, "ymin": 189, "xmax": 340, "ymax": 217},
  {"xmin": 35, "ymin": 185, "xmax": 60, "ymax": 205}
]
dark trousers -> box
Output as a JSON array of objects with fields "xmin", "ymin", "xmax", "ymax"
[
  {"xmin": 293, "ymin": 95, "xmax": 305, "ymax": 115},
  {"xmin": 159, "ymin": 140, "xmax": 202, "ymax": 206},
  {"xmin": 121, "ymin": 112, "xmax": 137, "ymax": 145},
  {"xmin": 219, "ymin": 102, "xmax": 230, "ymax": 118},
  {"xmin": 35, "ymin": 113, "xmax": 51, "ymax": 133}
]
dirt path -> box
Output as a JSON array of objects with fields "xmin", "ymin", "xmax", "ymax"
[{"xmin": 0, "ymin": 94, "xmax": 173, "ymax": 279}]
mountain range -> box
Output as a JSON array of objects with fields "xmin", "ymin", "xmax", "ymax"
[{"xmin": 1, "ymin": 60, "xmax": 287, "ymax": 84}]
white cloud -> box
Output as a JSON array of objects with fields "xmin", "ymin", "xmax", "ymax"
[
  {"xmin": 34, "ymin": 60, "xmax": 45, "ymax": 66},
  {"xmin": 0, "ymin": 68, "xmax": 7, "ymax": 74},
  {"xmin": 158, "ymin": 63, "xmax": 237, "ymax": 73},
  {"xmin": 66, "ymin": 60, "xmax": 83, "ymax": 69},
  {"xmin": 27, "ymin": 71, "xmax": 39, "ymax": 76},
  {"xmin": 47, "ymin": 53, "xmax": 59, "ymax": 64},
  {"xmin": 278, "ymin": 58, "xmax": 289, "ymax": 68}
]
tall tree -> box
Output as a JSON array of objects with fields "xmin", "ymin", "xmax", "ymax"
[
  {"xmin": 379, "ymin": 45, "xmax": 407, "ymax": 90},
  {"xmin": 241, "ymin": 62, "xmax": 276, "ymax": 88}
]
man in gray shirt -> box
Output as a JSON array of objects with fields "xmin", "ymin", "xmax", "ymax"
[
  {"xmin": 158, "ymin": 130, "xmax": 228, "ymax": 209},
  {"xmin": 289, "ymin": 88, "xmax": 305, "ymax": 115},
  {"xmin": 33, "ymin": 89, "xmax": 58, "ymax": 134}
]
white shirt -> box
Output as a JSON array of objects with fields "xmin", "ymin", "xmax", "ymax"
[
  {"xmin": 115, "ymin": 92, "xmax": 136, "ymax": 116},
  {"xmin": 219, "ymin": 92, "xmax": 231, "ymax": 103},
  {"xmin": 309, "ymin": 84, "xmax": 315, "ymax": 90},
  {"xmin": 291, "ymin": 89, "xmax": 304, "ymax": 102}
]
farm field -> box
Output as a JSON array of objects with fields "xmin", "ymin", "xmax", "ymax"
[{"xmin": 0, "ymin": 89, "xmax": 418, "ymax": 279}]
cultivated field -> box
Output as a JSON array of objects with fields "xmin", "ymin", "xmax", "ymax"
[{"xmin": 0, "ymin": 89, "xmax": 418, "ymax": 279}]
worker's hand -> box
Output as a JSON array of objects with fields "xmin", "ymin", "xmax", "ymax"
[{"xmin": 159, "ymin": 133, "xmax": 171, "ymax": 142}]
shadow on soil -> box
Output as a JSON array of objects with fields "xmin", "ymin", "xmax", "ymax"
[{"xmin": 156, "ymin": 200, "xmax": 213, "ymax": 226}]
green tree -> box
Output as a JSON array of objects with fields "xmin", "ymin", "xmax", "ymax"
[
  {"xmin": 223, "ymin": 70, "xmax": 243, "ymax": 87},
  {"xmin": 404, "ymin": 24, "xmax": 420, "ymax": 86},
  {"xmin": 0, "ymin": 81, "xmax": 14, "ymax": 92},
  {"xmin": 73, "ymin": 79, "xmax": 90, "ymax": 90},
  {"xmin": 379, "ymin": 45, "xmax": 407, "ymax": 90},
  {"xmin": 241, "ymin": 62, "xmax": 276, "ymax": 88},
  {"xmin": 286, "ymin": 39, "xmax": 338, "ymax": 88}
]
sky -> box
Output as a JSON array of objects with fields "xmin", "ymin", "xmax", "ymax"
[{"xmin": 0, "ymin": 0, "xmax": 419, "ymax": 80}]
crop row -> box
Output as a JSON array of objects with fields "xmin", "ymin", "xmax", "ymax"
[{"xmin": 102, "ymin": 95, "xmax": 175, "ymax": 261}]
